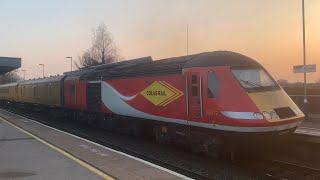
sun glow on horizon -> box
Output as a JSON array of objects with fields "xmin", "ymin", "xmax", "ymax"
[{"xmin": 0, "ymin": 0, "xmax": 319, "ymax": 82}]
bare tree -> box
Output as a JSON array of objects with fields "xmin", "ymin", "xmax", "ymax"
[
  {"xmin": 76, "ymin": 23, "xmax": 119, "ymax": 69},
  {"xmin": 76, "ymin": 48, "xmax": 101, "ymax": 68},
  {"xmin": 0, "ymin": 71, "xmax": 21, "ymax": 84}
]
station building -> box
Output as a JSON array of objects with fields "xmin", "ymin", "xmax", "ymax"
[{"xmin": 0, "ymin": 57, "xmax": 21, "ymax": 75}]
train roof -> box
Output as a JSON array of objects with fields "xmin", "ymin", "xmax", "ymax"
[
  {"xmin": 0, "ymin": 82, "xmax": 19, "ymax": 88},
  {"xmin": 19, "ymin": 75, "xmax": 67, "ymax": 85},
  {"xmin": 0, "ymin": 51, "xmax": 262, "ymax": 86},
  {"xmin": 83, "ymin": 51, "xmax": 262, "ymax": 80},
  {"xmin": 183, "ymin": 51, "xmax": 261, "ymax": 68}
]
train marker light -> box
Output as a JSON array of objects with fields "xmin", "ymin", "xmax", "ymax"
[
  {"xmin": 262, "ymin": 112, "xmax": 272, "ymax": 120},
  {"xmin": 253, "ymin": 112, "xmax": 264, "ymax": 120},
  {"xmin": 270, "ymin": 111, "xmax": 279, "ymax": 119}
]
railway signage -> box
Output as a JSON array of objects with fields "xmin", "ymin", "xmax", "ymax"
[
  {"xmin": 293, "ymin": 64, "xmax": 316, "ymax": 73},
  {"xmin": 140, "ymin": 81, "xmax": 183, "ymax": 106}
]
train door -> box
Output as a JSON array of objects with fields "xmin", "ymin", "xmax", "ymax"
[
  {"xmin": 86, "ymin": 82, "xmax": 101, "ymax": 111},
  {"xmin": 186, "ymin": 72, "xmax": 203, "ymax": 123},
  {"xmin": 63, "ymin": 78, "xmax": 78, "ymax": 108},
  {"xmin": 70, "ymin": 83, "xmax": 77, "ymax": 105}
]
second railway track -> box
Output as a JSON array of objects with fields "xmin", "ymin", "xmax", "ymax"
[{"xmin": 255, "ymin": 160, "xmax": 320, "ymax": 180}]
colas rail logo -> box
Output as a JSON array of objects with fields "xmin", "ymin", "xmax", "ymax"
[{"xmin": 140, "ymin": 81, "xmax": 183, "ymax": 106}]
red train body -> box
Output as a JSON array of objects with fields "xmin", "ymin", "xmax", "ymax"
[{"xmin": 0, "ymin": 51, "xmax": 305, "ymax": 148}]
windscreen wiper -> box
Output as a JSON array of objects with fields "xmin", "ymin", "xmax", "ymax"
[{"xmin": 239, "ymin": 79, "xmax": 263, "ymax": 87}]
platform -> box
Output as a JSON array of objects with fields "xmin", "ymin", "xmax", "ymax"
[
  {"xmin": 0, "ymin": 117, "xmax": 103, "ymax": 179},
  {"xmin": 291, "ymin": 114, "xmax": 320, "ymax": 143},
  {"xmin": 0, "ymin": 109, "xmax": 189, "ymax": 180},
  {"xmin": 300, "ymin": 114, "xmax": 320, "ymax": 129},
  {"xmin": 296, "ymin": 114, "xmax": 320, "ymax": 135}
]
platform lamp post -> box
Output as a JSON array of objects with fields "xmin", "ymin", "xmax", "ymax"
[
  {"xmin": 38, "ymin": 64, "xmax": 44, "ymax": 78},
  {"xmin": 301, "ymin": 0, "xmax": 309, "ymax": 120},
  {"xmin": 21, "ymin": 70, "xmax": 26, "ymax": 80},
  {"xmin": 186, "ymin": 24, "xmax": 189, "ymax": 56},
  {"xmin": 66, "ymin": 56, "xmax": 72, "ymax": 72}
]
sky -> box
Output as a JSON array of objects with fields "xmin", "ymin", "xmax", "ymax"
[{"xmin": 0, "ymin": 0, "xmax": 319, "ymax": 82}]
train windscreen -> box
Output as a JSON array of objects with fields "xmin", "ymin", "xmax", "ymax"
[{"xmin": 231, "ymin": 68, "xmax": 279, "ymax": 91}]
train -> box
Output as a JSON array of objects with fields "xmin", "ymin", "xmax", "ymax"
[{"xmin": 0, "ymin": 51, "xmax": 305, "ymax": 151}]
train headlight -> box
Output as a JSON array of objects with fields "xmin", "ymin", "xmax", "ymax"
[
  {"xmin": 262, "ymin": 111, "xmax": 272, "ymax": 120},
  {"xmin": 270, "ymin": 111, "xmax": 279, "ymax": 119},
  {"xmin": 253, "ymin": 112, "xmax": 264, "ymax": 120}
]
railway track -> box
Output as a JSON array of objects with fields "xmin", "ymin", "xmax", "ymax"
[
  {"xmin": 0, "ymin": 107, "xmax": 227, "ymax": 180},
  {"xmin": 238, "ymin": 159, "xmax": 320, "ymax": 180},
  {"xmin": 5, "ymin": 106, "xmax": 320, "ymax": 180},
  {"xmin": 264, "ymin": 160, "xmax": 320, "ymax": 180}
]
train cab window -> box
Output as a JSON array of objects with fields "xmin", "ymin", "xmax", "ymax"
[
  {"xmin": 192, "ymin": 75, "xmax": 197, "ymax": 84},
  {"xmin": 207, "ymin": 71, "xmax": 220, "ymax": 98},
  {"xmin": 231, "ymin": 68, "xmax": 279, "ymax": 92},
  {"xmin": 191, "ymin": 75, "xmax": 198, "ymax": 96}
]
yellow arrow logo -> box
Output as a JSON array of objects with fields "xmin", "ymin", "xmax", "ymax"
[{"xmin": 140, "ymin": 81, "xmax": 183, "ymax": 106}]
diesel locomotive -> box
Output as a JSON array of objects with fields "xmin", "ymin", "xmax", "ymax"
[{"xmin": 0, "ymin": 51, "xmax": 304, "ymax": 149}]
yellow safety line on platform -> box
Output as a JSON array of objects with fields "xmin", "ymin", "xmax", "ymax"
[{"xmin": 0, "ymin": 117, "xmax": 114, "ymax": 180}]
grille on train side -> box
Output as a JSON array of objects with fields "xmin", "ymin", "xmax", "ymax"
[
  {"xmin": 86, "ymin": 83, "xmax": 101, "ymax": 111},
  {"xmin": 274, "ymin": 107, "xmax": 296, "ymax": 119}
]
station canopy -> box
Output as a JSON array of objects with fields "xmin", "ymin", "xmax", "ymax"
[{"xmin": 0, "ymin": 57, "xmax": 21, "ymax": 75}]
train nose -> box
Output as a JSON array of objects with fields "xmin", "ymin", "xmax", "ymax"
[{"xmin": 248, "ymin": 89, "xmax": 304, "ymax": 122}]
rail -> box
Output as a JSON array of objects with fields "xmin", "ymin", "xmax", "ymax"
[{"xmin": 264, "ymin": 160, "xmax": 320, "ymax": 179}]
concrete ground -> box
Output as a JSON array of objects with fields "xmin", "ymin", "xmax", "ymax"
[
  {"xmin": 0, "ymin": 109, "xmax": 187, "ymax": 180},
  {"xmin": 0, "ymin": 119, "xmax": 103, "ymax": 180}
]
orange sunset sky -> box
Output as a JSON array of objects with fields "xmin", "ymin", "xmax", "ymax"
[{"xmin": 0, "ymin": 0, "xmax": 319, "ymax": 82}]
